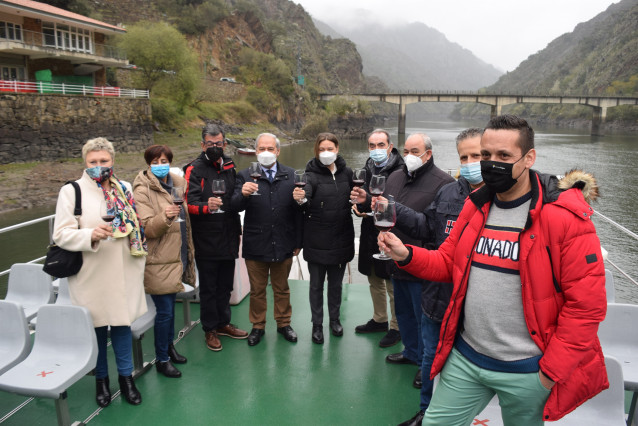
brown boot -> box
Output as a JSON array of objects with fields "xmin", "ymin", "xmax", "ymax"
[
  {"xmin": 205, "ymin": 330, "xmax": 222, "ymax": 351},
  {"xmin": 216, "ymin": 323, "xmax": 248, "ymax": 339}
]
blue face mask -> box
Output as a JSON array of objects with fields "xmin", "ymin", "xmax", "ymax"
[
  {"xmin": 86, "ymin": 166, "xmax": 113, "ymax": 183},
  {"xmin": 369, "ymin": 148, "xmax": 388, "ymax": 163},
  {"xmin": 460, "ymin": 161, "xmax": 483, "ymax": 185},
  {"xmin": 151, "ymin": 164, "xmax": 170, "ymax": 179}
]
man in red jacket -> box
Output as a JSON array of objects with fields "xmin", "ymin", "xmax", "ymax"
[{"xmin": 379, "ymin": 115, "xmax": 608, "ymax": 425}]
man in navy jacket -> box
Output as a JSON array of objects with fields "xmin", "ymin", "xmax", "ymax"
[{"xmin": 231, "ymin": 133, "xmax": 303, "ymax": 346}]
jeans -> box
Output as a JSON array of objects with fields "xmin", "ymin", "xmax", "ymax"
[
  {"xmin": 196, "ymin": 258, "xmax": 235, "ymax": 332},
  {"xmin": 420, "ymin": 314, "xmax": 442, "ymax": 411},
  {"xmin": 94, "ymin": 325, "xmax": 133, "ymax": 378},
  {"xmin": 423, "ymin": 348, "xmax": 550, "ymax": 426},
  {"xmin": 308, "ymin": 262, "xmax": 347, "ymax": 325},
  {"xmin": 151, "ymin": 293, "xmax": 176, "ymax": 362},
  {"xmin": 392, "ymin": 278, "xmax": 423, "ymax": 364}
]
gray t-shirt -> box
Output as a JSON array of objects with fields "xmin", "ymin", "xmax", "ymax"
[{"xmin": 460, "ymin": 193, "xmax": 542, "ymax": 367}]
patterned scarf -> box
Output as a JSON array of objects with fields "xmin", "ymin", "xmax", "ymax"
[{"xmin": 97, "ymin": 176, "xmax": 148, "ymax": 256}]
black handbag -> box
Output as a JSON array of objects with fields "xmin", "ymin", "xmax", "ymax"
[{"xmin": 43, "ymin": 181, "xmax": 83, "ymax": 278}]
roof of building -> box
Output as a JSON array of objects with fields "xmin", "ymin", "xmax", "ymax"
[{"xmin": 0, "ymin": 0, "xmax": 125, "ymax": 33}]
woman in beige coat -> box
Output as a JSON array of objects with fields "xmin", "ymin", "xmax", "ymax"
[
  {"xmin": 133, "ymin": 145, "xmax": 196, "ymax": 379},
  {"xmin": 52, "ymin": 137, "xmax": 147, "ymax": 409}
]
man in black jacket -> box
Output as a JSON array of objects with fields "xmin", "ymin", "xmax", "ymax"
[
  {"xmin": 393, "ymin": 128, "xmax": 484, "ymax": 426},
  {"xmin": 231, "ymin": 133, "xmax": 303, "ymax": 346},
  {"xmin": 354, "ymin": 129, "xmax": 405, "ymax": 348},
  {"xmin": 185, "ymin": 123, "xmax": 248, "ymax": 352}
]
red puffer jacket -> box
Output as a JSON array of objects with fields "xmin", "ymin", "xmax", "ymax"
[{"xmin": 399, "ymin": 170, "xmax": 608, "ymax": 421}]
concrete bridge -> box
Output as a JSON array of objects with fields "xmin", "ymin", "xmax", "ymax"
[{"xmin": 318, "ymin": 92, "xmax": 638, "ymax": 136}]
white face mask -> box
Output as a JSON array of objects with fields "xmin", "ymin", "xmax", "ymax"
[
  {"xmin": 319, "ymin": 151, "xmax": 337, "ymax": 166},
  {"xmin": 404, "ymin": 152, "xmax": 426, "ymax": 172},
  {"xmin": 257, "ymin": 151, "xmax": 277, "ymax": 168}
]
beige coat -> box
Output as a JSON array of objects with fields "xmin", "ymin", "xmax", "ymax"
[
  {"xmin": 52, "ymin": 171, "xmax": 147, "ymax": 327},
  {"xmin": 133, "ymin": 170, "xmax": 196, "ymax": 295}
]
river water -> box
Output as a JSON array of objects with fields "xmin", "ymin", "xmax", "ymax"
[{"xmin": 1, "ymin": 119, "xmax": 637, "ymax": 303}]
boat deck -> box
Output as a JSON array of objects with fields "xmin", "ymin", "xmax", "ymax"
[{"xmin": 0, "ymin": 280, "xmax": 421, "ymax": 425}]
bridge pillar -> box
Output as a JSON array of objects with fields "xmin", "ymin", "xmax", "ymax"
[
  {"xmin": 398, "ymin": 98, "xmax": 407, "ymax": 135},
  {"xmin": 490, "ymin": 104, "xmax": 502, "ymax": 118},
  {"xmin": 591, "ymin": 106, "xmax": 607, "ymax": 136}
]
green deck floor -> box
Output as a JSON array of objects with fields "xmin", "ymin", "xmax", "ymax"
[{"xmin": 0, "ymin": 280, "xmax": 422, "ymax": 426}]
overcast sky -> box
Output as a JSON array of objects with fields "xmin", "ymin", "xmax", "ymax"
[{"xmin": 293, "ymin": 0, "xmax": 619, "ymax": 71}]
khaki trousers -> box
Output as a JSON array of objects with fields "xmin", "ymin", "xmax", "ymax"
[
  {"xmin": 369, "ymin": 268, "xmax": 398, "ymax": 330},
  {"xmin": 245, "ymin": 258, "xmax": 293, "ymax": 329}
]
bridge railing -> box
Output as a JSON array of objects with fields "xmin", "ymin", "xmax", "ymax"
[{"xmin": 319, "ymin": 90, "xmax": 637, "ymax": 98}]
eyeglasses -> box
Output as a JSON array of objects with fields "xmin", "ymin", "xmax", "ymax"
[{"xmin": 203, "ymin": 140, "xmax": 224, "ymax": 147}]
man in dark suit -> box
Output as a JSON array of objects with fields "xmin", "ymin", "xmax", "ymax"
[{"xmin": 231, "ymin": 133, "xmax": 303, "ymax": 346}]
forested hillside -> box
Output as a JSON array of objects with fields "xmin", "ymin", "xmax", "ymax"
[{"xmin": 454, "ymin": 0, "xmax": 638, "ymax": 127}]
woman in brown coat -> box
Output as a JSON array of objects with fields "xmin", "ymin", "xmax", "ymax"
[{"xmin": 133, "ymin": 145, "xmax": 196, "ymax": 378}]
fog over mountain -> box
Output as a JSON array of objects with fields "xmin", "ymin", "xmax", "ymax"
[{"xmin": 314, "ymin": 19, "xmax": 503, "ymax": 91}]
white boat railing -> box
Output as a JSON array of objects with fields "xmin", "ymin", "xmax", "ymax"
[
  {"xmin": 0, "ymin": 210, "xmax": 637, "ymax": 288},
  {"xmin": 594, "ymin": 210, "xmax": 638, "ymax": 288},
  {"xmin": 0, "ymin": 215, "xmax": 54, "ymax": 279}
]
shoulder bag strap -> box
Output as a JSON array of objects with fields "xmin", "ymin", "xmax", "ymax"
[{"xmin": 66, "ymin": 181, "xmax": 82, "ymax": 216}]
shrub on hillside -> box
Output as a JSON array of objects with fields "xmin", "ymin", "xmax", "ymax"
[{"xmin": 300, "ymin": 114, "xmax": 329, "ymax": 140}]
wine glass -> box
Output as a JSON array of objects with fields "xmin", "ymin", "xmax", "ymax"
[
  {"xmin": 351, "ymin": 168, "xmax": 366, "ymax": 204},
  {"xmin": 249, "ymin": 162, "xmax": 262, "ymax": 196},
  {"xmin": 100, "ymin": 198, "xmax": 116, "ymax": 241},
  {"xmin": 372, "ymin": 200, "xmax": 396, "ymax": 260},
  {"xmin": 294, "ymin": 170, "xmax": 307, "ymax": 189},
  {"xmin": 367, "ymin": 174, "xmax": 386, "ymax": 216},
  {"xmin": 171, "ymin": 187, "xmax": 185, "ymax": 222},
  {"xmin": 211, "ymin": 180, "xmax": 226, "ymax": 214}
]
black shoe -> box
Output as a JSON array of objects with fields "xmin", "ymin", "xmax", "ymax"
[
  {"xmin": 156, "ymin": 360, "xmax": 182, "ymax": 378},
  {"xmin": 118, "ymin": 375, "xmax": 142, "ymax": 405},
  {"xmin": 312, "ymin": 324, "xmax": 324, "ymax": 344},
  {"xmin": 95, "ymin": 377, "xmax": 111, "ymax": 408},
  {"xmin": 277, "ymin": 326, "xmax": 298, "ymax": 342},
  {"xmin": 247, "ymin": 328, "xmax": 265, "ymax": 346},
  {"xmin": 168, "ymin": 343, "xmax": 187, "ymax": 364},
  {"xmin": 355, "ymin": 318, "xmax": 388, "ymax": 334},
  {"xmin": 397, "ymin": 410, "xmax": 425, "ymax": 426},
  {"xmin": 413, "ymin": 368, "xmax": 422, "ymax": 389},
  {"xmin": 379, "ymin": 329, "xmax": 401, "ymax": 348},
  {"xmin": 386, "ymin": 352, "xmax": 418, "ymax": 365},
  {"xmin": 329, "ymin": 319, "xmax": 343, "ymax": 337}
]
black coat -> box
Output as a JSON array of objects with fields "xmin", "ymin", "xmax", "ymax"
[
  {"xmin": 302, "ymin": 156, "xmax": 355, "ymax": 265},
  {"xmin": 230, "ymin": 162, "xmax": 303, "ymax": 262},
  {"xmin": 384, "ymin": 158, "xmax": 454, "ymax": 281},
  {"xmin": 394, "ymin": 176, "xmax": 473, "ymax": 322},
  {"xmin": 184, "ymin": 152, "xmax": 241, "ymax": 260},
  {"xmin": 357, "ymin": 148, "xmax": 405, "ymax": 278}
]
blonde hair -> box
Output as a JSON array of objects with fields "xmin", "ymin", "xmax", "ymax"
[{"xmin": 82, "ymin": 137, "xmax": 115, "ymax": 161}]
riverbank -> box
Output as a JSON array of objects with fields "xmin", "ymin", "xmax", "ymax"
[{"xmin": 0, "ymin": 123, "xmax": 301, "ymax": 215}]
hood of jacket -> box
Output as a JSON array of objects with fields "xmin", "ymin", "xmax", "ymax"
[{"xmin": 133, "ymin": 168, "xmax": 165, "ymax": 194}]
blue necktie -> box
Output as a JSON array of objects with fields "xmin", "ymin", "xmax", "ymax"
[{"xmin": 267, "ymin": 169, "xmax": 274, "ymax": 182}]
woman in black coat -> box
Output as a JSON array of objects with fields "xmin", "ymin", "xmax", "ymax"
[{"xmin": 293, "ymin": 133, "xmax": 354, "ymax": 344}]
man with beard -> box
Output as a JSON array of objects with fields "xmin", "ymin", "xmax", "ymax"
[{"xmin": 185, "ymin": 123, "xmax": 248, "ymax": 352}]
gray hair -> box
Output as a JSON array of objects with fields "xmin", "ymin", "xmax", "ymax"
[
  {"xmin": 201, "ymin": 123, "xmax": 225, "ymax": 141},
  {"xmin": 367, "ymin": 128, "xmax": 392, "ymax": 144},
  {"xmin": 455, "ymin": 127, "xmax": 484, "ymax": 147},
  {"xmin": 82, "ymin": 137, "xmax": 115, "ymax": 161},
  {"xmin": 408, "ymin": 133, "xmax": 432, "ymax": 151},
  {"xmin": 256, "ymin": 132, "xmax": 280, "ymax": 150}
]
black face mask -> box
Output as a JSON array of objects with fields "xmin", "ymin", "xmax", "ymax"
[
  {"xmin": 480, "ymin": 155, "xmax": 527, "ymax": 193},
  {"xmin": 205, "ymin": 147, "xmax": 223, "ymax": 163}
]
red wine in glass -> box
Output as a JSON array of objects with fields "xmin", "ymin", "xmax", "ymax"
[
  {"xmin": 374, "ymin": 220, "xmax": 394, "ymax": 232},
  {"xmin": 369, "ymin": 188, "xmax": 384, "ymax": 195},
  {"xmin": 171, "ymin": 187, "xmax": 186, "ymax": 222},
  {"xmin": 101, "ymin": 214, "xmax": 115, "ymax": 222},
  {"xmin": 249, "ymin": 162, "xmax": 262, "ymax": 196},
  {"xmin": 294, "ymin": 181, "xmax": 307, "ymax": 188},
  {"xmin": 352, "ymin": 179, "xmax": 365, "ymax": 188},
  {"xmin": 212, "ymin": 180, "xmax": 226, "ymax": 213}
]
